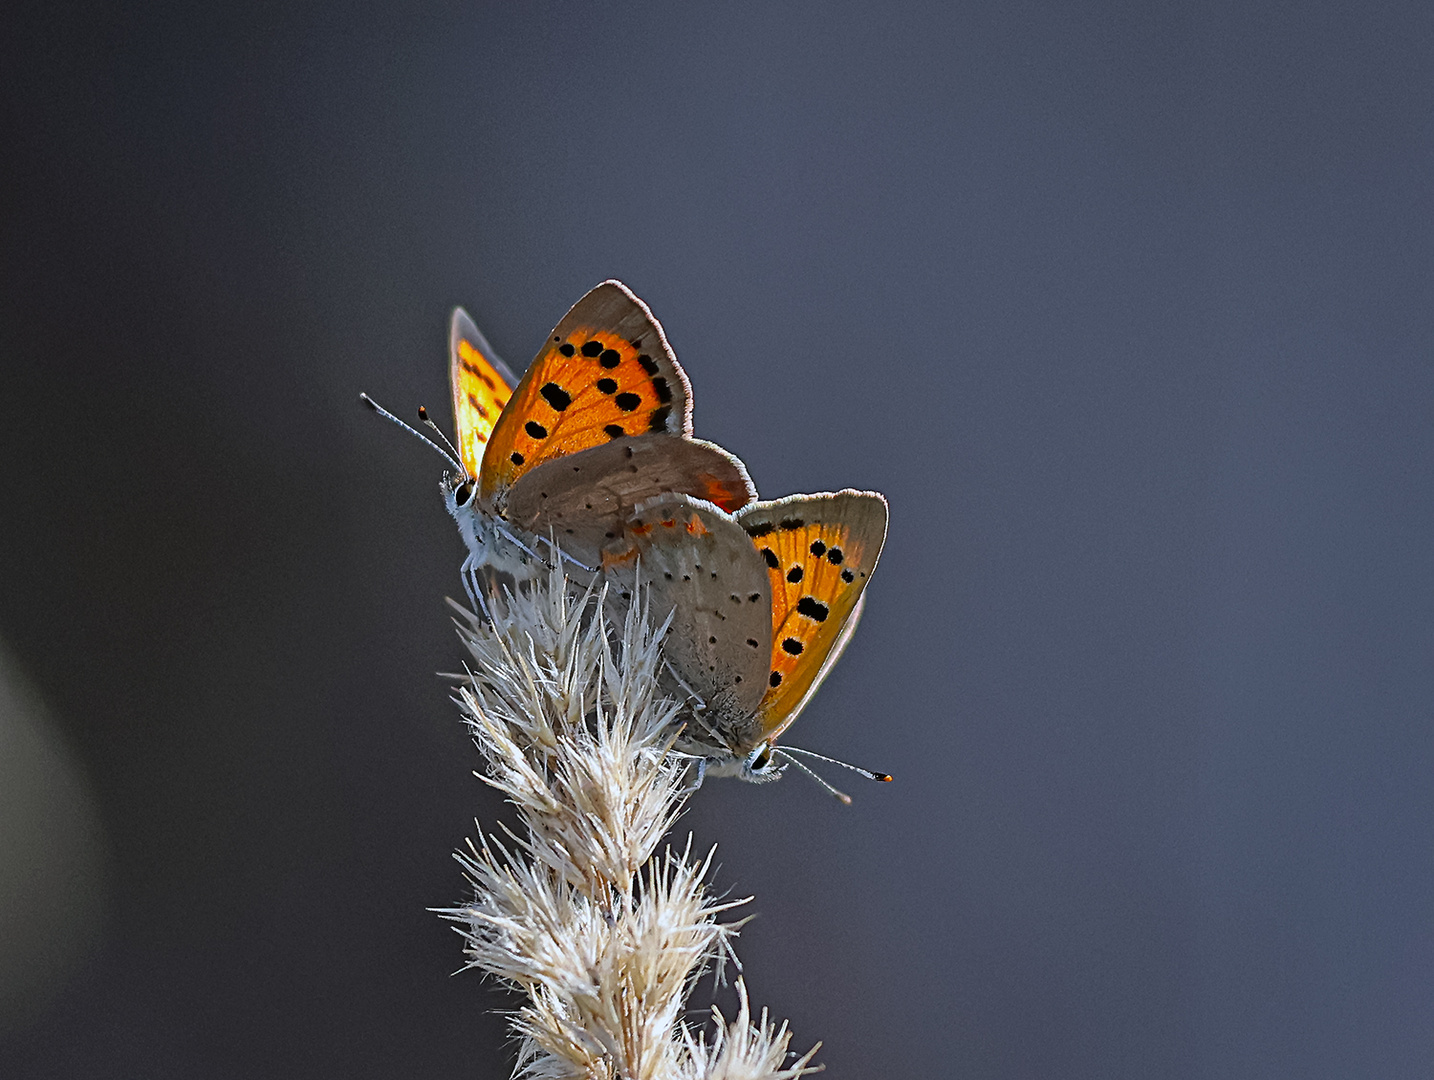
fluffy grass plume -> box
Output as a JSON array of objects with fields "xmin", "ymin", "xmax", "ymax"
[{"xmin": 437, "ymin": 564, "xmax": 820, "ymax": 1080}]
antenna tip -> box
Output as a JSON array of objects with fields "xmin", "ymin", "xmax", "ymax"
[
  {"xmin": 837, "ymin": 792, "xmax": 853, "ymax": 806},
  {"xmin": 418, "ymin": 405, "xmax": 430, "ymax": 421},
  {"xmin": 358, "ymin": 393, "xmax": 376, "ymax": 409},
  {"xmin": 875, "ymin": 772, "xmax": 893, "ymax": 782}
]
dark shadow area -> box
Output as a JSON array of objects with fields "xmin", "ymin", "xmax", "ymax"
[{"xmin": 2, "ymin": 2, "xmax": 1430, "ymax": 1076}]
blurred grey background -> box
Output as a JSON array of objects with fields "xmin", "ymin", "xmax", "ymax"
[{"xmin": 2, "ymin": 2, "xmax": 1431, "ymax": 1076}]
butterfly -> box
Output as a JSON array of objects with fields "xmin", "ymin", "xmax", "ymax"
[
  {"xmin": 603, "ymin": 488, "xmax": 890, "ymax": 795},
  {"xmin": 365, "ymin": 280, "xmax": 757, "ymax": 605}
]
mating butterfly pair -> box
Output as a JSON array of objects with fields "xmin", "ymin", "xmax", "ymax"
[{"xmin": 367, "ymin": 281, "xmax": 888, "ymax": 790}]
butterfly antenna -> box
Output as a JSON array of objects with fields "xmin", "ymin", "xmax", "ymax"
[
  {"xmin": 776, "ymin": 743, "xmax": 893, "ymax": 783},
  {"xmin": 770, "ymin": 749, "xmax": 853, "ymax": 805},
  {"xmin": 359, "ymin": 393, "xmax": 464, "ymax": 472},
  {"xmin": 416, "ymin": 405, "xmax": 466, "ymax": 469}
]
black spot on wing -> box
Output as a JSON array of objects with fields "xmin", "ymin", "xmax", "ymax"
[
  {"xmin": 599, "ymin": 348, "xmax": 621, "ymax": 367},
  {"xmin": 779, "ymin": 518, "xmax": 805, "ymax": 530},
  {"xmin": 651, "ymin": 376, "xmax": 672, "ymax": 403},
  {"xmin": 559, "ymin": 343, "xmax": 576, "ymax": 357},
  {"xmin": 782, "ymin": 637, "xmax": 804, "ymax": 655},
  {"xmin": 604, "ymin": 424, "xmax": 625, "ymax": 439},
  {"xmin": 510, "ymin": 452, "xmax": 524, "ymax": 466},
  {"xmin": 769, "ymin": 671, "xmax": 783, "ymax": 687},
  {"xmin": 745, "ymin": 521, "xmax": 774, "ymax": 538},
  {"xmin": 841, "ymin": 569, "xmax": 855, "ymax": 583},
  {"xmin": 786, "ymin": 565, "xmax": 803, "ymax": 583},
  {"xmin": 826, "ymin": 547, "xmax": 844, "ymax": 564},
  {"xmin": 648, "ymin": 405, "xmax": 671, "ymax": 432},
  {"xmin": 809, "ymin": 539, "xmax": 826, "ymax": 556},
  {"xmin": 581, "ymin": 340, "xmax": 603, "ymax": 357},
  {"xmin": 614, "ymin": 392, "xmax": 641, "ymax": 411},
  {"xmin": 540, "ymin": 383, "xmax": 572, "ymax": 411},
  {"xmin": 637, "ymin": 354, "xmax": 659, "ymax": 375},
  {"xmin": 796, "ymin": 596, "xmax": 829, "ymax": 622},
  {"xmin": 596, "ymin": 378, "xmax": 617, "ymax": 394},
  {"xmin": 761, "ymin": 548, "xmax": 779, "ymax": 569},
  {"xmin": 525, "ymin": 421, "xmax": 548, "ymax": 439}
]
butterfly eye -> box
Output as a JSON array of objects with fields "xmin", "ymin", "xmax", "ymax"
[
  {"xmin": 749, "ymin": 744, "xmax": 773, "ymax": 772},
  {"xmin": 452, "ymin": 479, "xmax": 475, "ymax": 507}
]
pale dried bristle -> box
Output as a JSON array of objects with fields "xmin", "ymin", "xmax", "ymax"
[{"xmin": 436, "ymin": 561, "xmax": 820, "ymax": 1080}]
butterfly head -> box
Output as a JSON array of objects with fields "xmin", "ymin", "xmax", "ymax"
[
  {"xmin": 737, "ymin": 741, "xmax": 787, "ymax": 784},
  {"xmin": 441, "ymin": 471, "xmax": 488, "ymax": 562},
  {"xmin": 442, "ymin": 471, "xmax": 479, "ymax": 515}
]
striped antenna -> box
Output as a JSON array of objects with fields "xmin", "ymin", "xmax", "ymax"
[
  {"xmin": 417, "ymin": 405, "xmax": 466, "ymax": 471},
  {"xmin": 771, "ymin": 749, "xmax": 853, "ymax": 805},
  {"xmin": 359, "ymin": 393, "xmax": 463, "ymax": 473},
  {"xmin": 776, "ymin": 743, "xmax": 892, "ymax": 782}
]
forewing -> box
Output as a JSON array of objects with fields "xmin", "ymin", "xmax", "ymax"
[
  {"xmin": 736, "ymin": 491, "xmax": 889, "ymax": 742},
  {"xmin": 480, "ymin": 281, "xmax": 694, "ymax": 507},
  {"xmin": 505, "ymin": 436, "xmax": 757, "ymax": 567},
  {"xmin": 449, "ymin": 307, "xmax": 517, "ymax": 477},
  {"xmin": 606, "ymin": 494, "xmax": 771, "ymax": 724}
]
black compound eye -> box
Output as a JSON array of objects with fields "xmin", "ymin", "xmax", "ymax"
[
  {"xmin": 452, "ymin": 480, "xmax": 475, "ymax": 506},
  {"xmin": 750, "ymin": 745, "xmax": 772, "ymax": 771}
]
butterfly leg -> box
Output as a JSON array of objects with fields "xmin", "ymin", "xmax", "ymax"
[
  {"xmin": 459, "ymin": 553, "xmax": 479, "ymax": 609},
  {"xmin": 678, "ymin": 757, "xmax": 708, "ymax": 796},
  {"xmin": 459, "ymin": 553, "xmax": 493, "ymax": 623},
  {"xmin": 493, "ymin": 522, "xmax": 548, "ymax": 567},
  {"xmin": 539, "ymin": 534, "xmax": 596, "ymax": 575},
  {"xmin": 662, "ymin": 659, "xmax": 708, "ymax": 713},
  {"xmin": 471, "ymin": 567, "xmax": 494, "ymax": 623}
]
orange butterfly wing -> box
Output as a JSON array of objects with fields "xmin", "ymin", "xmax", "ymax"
[
  {"xmin": 449, "ymin": 307, "xmax": 517, "ymax": 478},
  {"xmin": 737, "ymin": 491, "xmax": 889, "ymax": 744},
  {"xmin": 479, "ymin": 280, "xmax": 706, "ymax": 510}
]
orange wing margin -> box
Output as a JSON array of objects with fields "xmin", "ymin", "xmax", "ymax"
[
  {"xmin": 738, "ymin": 491, "xmax": 889, "ymax": 742},
  {"xmin": 449, "ymin": 308, "xmax": 517, "ymax": 478},
  {"xmin": 479, "ymin": 281, "xmax": 693, "ymax": 508}
]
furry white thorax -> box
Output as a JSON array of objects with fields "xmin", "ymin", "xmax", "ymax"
[{"xmin": 442, "ymin": 477, "xmax": 543, "ymax": 594}]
